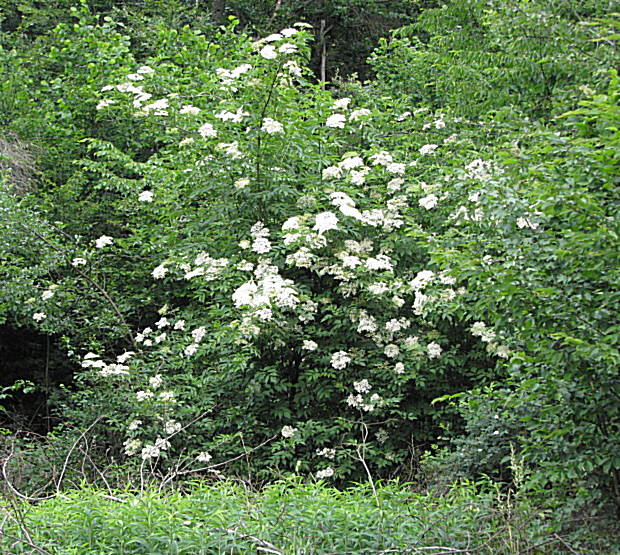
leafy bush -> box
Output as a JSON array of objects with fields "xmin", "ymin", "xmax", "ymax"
[{"xmin": 3, "ymin": 480, "xmax": 609, "ymax": 554}]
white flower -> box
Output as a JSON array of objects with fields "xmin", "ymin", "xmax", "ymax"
[
  {"xmin": 332, "ymin": 97, "xmax": 351, "ymax": 110},
  {"xmin": 250, "ymin": 221, "xmax": 270, "ymax": 238},
  {"xmin": 196, "ymin": 451, "xmax": 212, "ymax": 463},
  {"xmin": 137, "ymin": 65, "xmax": 154, "ymax": 75},
  {"xmin": 71, "ymin": 257, "xmax": 87, "ymax": 267},
  {"xmin": 152, "ymin": 264, "xmax": 168, "ymax": 279},
  {"xmin": 419, "ymin": 144, "xmax": 438, "ymax": 155},
  {"xmin": 261, "ymin": 117, "xmax": 284, "ymax": 134},
  {"xmin": 96, "ymin": 99, "xmax": 114, "ymax": 110},
  {"xmin": 384, "ymin": 344, "xmax": 400, "ymax": 358},
  {"xmin": 281, "ymin": 27, "xmax": 298, "ymax": 37},
  {"xmin": 302, "ymin": 340, "xmax": 318, "ymax": 351},
  {"xmin": 192, "ymin": 326, "xmax": 207, "ymax": 342},
  {"xmin": 136, "ymin": 390, "xmax": 154, "ymax": 402},
  {"xmin": 386, "ymin": 162, "xmax": 406, "ymax": 175},
  {"xmin": 339, "ymin": 156, "xmax": 364, "ymax": 170},
  {"xmin": 252, "ymin": 237, "xmax": 272, "ymax": 254},
  {"xmin": 180, "ymin": 105, "xmax": 201, "ymax": 115},
  {"xmin": 410, "ymin": 270, "xmax": 435, "ymax": 291},
  {"xmin": 149, "ymin": 374, "xmax": 163, "ymax": 389},
  {"xmin": 164, "ymin": 420, "xmax": 182, "ymax": 435},
  {"xmin": 263, "ymin": 33, "xmax": 283, "ymax": 42},
  {"xmin": 281, "ymin": 216, "xmax": 301, "ymax": 231},
  {"xmin": 198, "ymin": 122, "xmax": 217, "ymax": 138},
  {"xmin": 394, "ymin": 362, "xmax": 405, "ymax": 374},
  {"xmin": 516, "ymin": 217, "xmax": 539, "ymax": 230},
  {"xmin": 138, "ymin": 190, "xmax": 153, "ymax": 202},
  {"xmin": 349, "ymin": 108, "xmax": 370, "ymax": 121},
  {"xmin": 95, "ymin": 235, "xmax": 113, "ymax": 249},
  {"xmin": 128, "ymin": 419, "xmax": 142, "ymax": 431},
  {"xmin": 325, "ymin": 114, "xmax": 346, "ymax": 128},
  {"xmin": 331, "ymin": 351, "xmax": 351, "ymax": 370},
  {"xmin": 260, "ymin": 44, "xmax": 278, "ymax": 59},
  {"xmin": 143, "ymin": 98, "xmax": 169, "ymax": 115},
  {"xmin": 353, "ymin": 379, "xmax": 371, "ymax": 393},
  {"xmin": 322, "ymin": 165, "xmax": 343, "ymax": 179},
  {"xmin": 278, "ymin": 42, "xmax": 297, "ymax": 54},
  {"xmin": 117, "ymin": 351, "xmax": 135, "ymax": 363},
  {"xmin": 286, "ymin": 247, "xmax": 314, "ymax": 267},
  {"xmin": 365, "ymin": 255, "xmax": 393, "ymax": 272},
  {"xmin": 283, "ymin": 60, "xmax": 302, "ymax": 76},
  {"xmin": 316, "ymin": 467, "xmax": 334, "ymax": 479},
  {"xmin": 155, "ymin": 317, "xmax": 169, "ymax": 329},
  {"xmin": 313, "ymin": 212, "xmax": 339, "ymax": 234},
  {"xmin": 159, "ymin": 391, "xmax": 175, "ymax": 402},
  {"xmin": 141, "ymin": 444, "xmax": 160, "ymax": 460},
  {"xmin": 233, "ymin": 178, "xmax": 249, "ymax": 190},
  {"xmin": 184, "ymin": 343, "xmax": 198, "ymax": 356},
  {"xmin": 316, "ymin": 447, "xmax": 336, "ymax": 459},
  {"xmin": 387, "ymin": 178, "xmax": 404, "ymax": 192},
  {"xmin": 413, "ymin": 291, "xmax": 428, "ymax": 315},
  {"xmin": 404, "ymin": 336, "xmax": 419, "ymax": 350},
  {"xmin": 283, "ymin": 233, "xmax": 300, "ymax": 245},
  {"xmin": 356, "ymin": 312, "xmax": 377, "ymax": 334},
  {"xmin": 174, "ymin": 319, "xmax": 186, "ymax": 330},
  {"xmin": 124, "ymin": 439, "xmax": 142, "ymax": 456},
  {"xmin": 155, "ymin": 437, "xmax": 171, "ymax": 451},
  {"xmin": 255, "ymin": 307, "xmax": 273, "ymax": 321},
  {"xmin": 41, "ymin": 289, "xmax": 55, "ymax": 300},
  {"xmin": 419, "ymin": 194, "xmax": 438, "ymax": 210},
  {"xmin": 215, "ymin": 108, "xmax": 249, "ymax": 123},
  {"xmin": 368, "ymin": 282, "xmax": 388, "ymax": 295},
  {"xmin": 369, "ymin": 151, "xmax": 393, "ymax": 166},
  {"xmin": 427, "ymin": 342, "xmax": 442, "ymax": 359},
  {"xmin": 281, "ymin": 425, "xmax": 297, "ymax": 438},
  {"xmin": 349, "ymin": 171, "xmax": 367, "ymax": 186},
  {"xmin": 32, "ymin": 312, "xmax": 46, "ymax": 322}
]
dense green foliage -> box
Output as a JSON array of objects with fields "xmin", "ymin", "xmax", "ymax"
[
  {"xmin": 3, "ymin": 480, "xmax": 616, "ymax": 554},
  {"xmin": 0, "ymin": 0, "xmax": 618, "ymax": 550}
]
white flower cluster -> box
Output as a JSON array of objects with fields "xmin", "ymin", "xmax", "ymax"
[
  {"xmin": 216, "ymin": 63, "xmax": 252, "ymax": 88},
  {"xmin": 80, "ymin": 352, "xmax": 130, "ymax": 378},
  {"xmin": 183, "ymin": 252, "xmax": 229, "ymax": 281},
  {"xmin": 316, "ymin": 447, "xmax": 336, "ymax": 459},
  {"xmin": 95, "ymin": 235, "xmax": 113, "ymax": 249},
  {"xmin": 471, "ymin": 322, "xmax": 511, "ymax": 359},
  {"xmin": 140, "ymin": 436, "xmax": 171, "ymax": 460},
  {"xmin": 315, "ymin": 467, "xmax": 334, "ymax": 479},
  {"xmin": 249, "ymin": 221, "xmax": 272, "ymax": 254},
  {"xmin": 330, "ymin": 351, "xmax": 351, "ymax": 370},
  {"xmin": 256, "ymin": 27, "xmax": 301, "ymax": 60},
  {"xmin": 261, "ymin": 117, "xmax": 284, "ymax": 134},
  {"xmin": 281, "ymin": 425, "xmax": 297, "ymax": 438},
  {"xmin": 232, "ymin": 260, "xmax": 300, "ymax": 335},
  {"xmin": 464, "ymin": 158, "xmax": 499, "ymax": 182},
  {"xmin": 215, "ymin": 106, "xmax": 249, "ymax": 123},
  {"xmin": 347, "ymin": 379, "xmax": 381, "ymax": 412}
]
